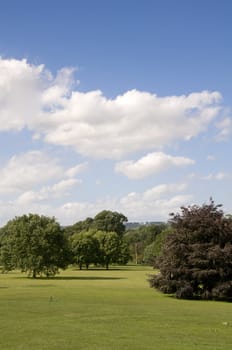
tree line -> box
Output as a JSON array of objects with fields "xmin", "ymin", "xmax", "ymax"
[
  {"xmin": 2, "ymin": 200, "xmax": 230, "ymax": 301},
  {"xmin": 0, "ymin": 209, "xmax": 169, "ymax": 277},
  {"xmin": 0, "ymin": 210, "xmax": 132, "ymax": 277}
]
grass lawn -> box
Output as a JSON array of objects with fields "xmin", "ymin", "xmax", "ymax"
[{"xmin": 0, "ymin": 265, "xmax": 231, "ymax": 350}]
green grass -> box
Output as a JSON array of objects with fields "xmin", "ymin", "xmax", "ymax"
[{"xmin": 0, "ymin": 265, "xmax": 231, "ymax": 350}]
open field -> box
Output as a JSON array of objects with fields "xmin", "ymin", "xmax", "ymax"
[{"xmin": 0, "ymin": 266, "xmax": 231, "ymax": 350}]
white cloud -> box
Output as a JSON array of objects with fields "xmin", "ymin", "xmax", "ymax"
[
  {"xmin": 115, "ymin": 152, "xmax": 195, "ymax": 179},
  {"xmin": 0, "ymin": 181, "xmax": 192, "ymax": 226},
  {"xmin": 0, "ymin": 58, "xmax": 43, "ymax": 131},
  {"xmin": 143, "ymin": 183, "xmax": 187, "ymax": 200},
  {"xmin": 0, "ymin": 151, "xmax": 63, "ymax": 194},
  {"xmin": 0, "ymin": 57, "xmax": 74, "ymax": 132},
  {"xmin": 56, "ymin": 182, "xmax": 192, "ymax": 224},
  {"xmin": 0, "ymin": 57, "xmax": 223, "ymax": 159},
  {"xmin": 65, "ymin": 162, "xmax": 88, "ymax": 178},
  {"xmin": 0, "ymin": 150, "xmax": 85, "ymax": 195},
  {"xmin": 16, "ymin": 178, "xmax": 81, "ymax": 205},
  {"xmin": 215, "ymin": 117, "xmax": 232, "ymax": 141},
  {"xmin": 188, "ymin": 172, "xmax": 229, "ymax": 181},
  {"xmin": 41, "ymin": 89, "xmax": 221, "ymax": 159}
]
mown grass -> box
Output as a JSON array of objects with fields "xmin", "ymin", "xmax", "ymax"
[{"xmin": 0, "ymin": 265, "xmax": 231, "ymax": 350}]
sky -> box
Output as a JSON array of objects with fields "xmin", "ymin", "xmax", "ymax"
[{"xmin": 0, "ymin": 0, "xmax": 231, "ymax": 226}]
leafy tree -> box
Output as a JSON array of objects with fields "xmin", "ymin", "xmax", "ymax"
[
  {"xmin": 148, "ymin": 200, "xmax": 232, "ymax": 301},
  {"xmin": 124, "ymin": 230, "xmax": 144, "ymax": 264},
  {"xmin": 93, "ymin": 210, "xmax": 128, "ymax": 237},
  {"xmin": 64, "ymin": 217, "xmax": 94, "ymax": 236},
  {"xmin": 94, "ymin": 231, "xmax": 128, "ymax": 269},
  {"xmin": 0, "ymin": 214, "xmax": 71, "ymax": 278},
  {"xmin": 71, "ymin": 231, "xmax": 99, "ymax": 269},
  {"xmin": 116, "ymin": 239, "xmax": 131, "ymax": 265},
  {"xmin": 143, "ymin": 228, "xmax": 172, "ymax": 265},
  {"xmin": 125, "ymin": 223, "xmax": 167, "ymax": 264}
]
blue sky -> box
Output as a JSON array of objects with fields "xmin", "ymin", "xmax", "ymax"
[{"xmin": 0, "ymin": 0, "xmax": 231, "ymax": 225}]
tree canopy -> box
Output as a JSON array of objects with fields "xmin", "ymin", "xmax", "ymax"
[
  {"xmin": 0, "ymin": 214, "xmax": 71, "ymax": 277},
  {"xmin": 70, "ymin": 230, "xmax": 130, "ymax": 270},
  {"xmin": 148, "ymin": 200, "xmax": 232, "ymax": 301},
  {"xmin": 64, "ymin": 210, "xmax": 128, "ymax": 238},
  {"xmin": 92, "ymin": 210, "xmax": 128, "ymax": 237},
  {"xmin": 124, "ymin": 223, "xmax": 167, "ymax": 264},
  {"xmin": 71, "ymin": 231, "xmax": 99, "ymax": 269}
]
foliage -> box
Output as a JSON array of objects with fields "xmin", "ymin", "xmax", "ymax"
[
  {"xmin": 71, "ymin": 231, "xmax": 99, "ymax": 269},
  {"xmin": 125, "ymin": 223, "xmax": 168, "ymax": 264},
  {"xmin": 94, "ymin": 230, "xmax": 130, "ymax": 269},
  {"xmin": 143, "ymin": 227, "xmax": 172, "ymax": 265},
  {"xmin": 64, "ymin": 217, "xmax": 94, "ymax": 236},
  {"xmin": 67, "ymin": 211, "xmax": 130, "ymax": 269},
  {"xmin": 0, "ymin": 214, "xmax": 71, "ymax": 277},
  {"xmin": 64, "ymin": 210, "xmax": 128, "ymax": 238},
  {"xmin": 70, "ymin": 229, "xmax": 130, "ymax": 270},
  {"xmin": 92, "ymin": 210, "xmax": 128, "ymax": 237},
  {"xmin": 148, "ymin": 200, "xmax": 232, "ymax": 301}
]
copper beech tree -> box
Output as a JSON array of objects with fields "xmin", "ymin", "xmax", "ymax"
[{"xmin": 149, "ymin": 200, "xmax": 232, "ymax": 301}]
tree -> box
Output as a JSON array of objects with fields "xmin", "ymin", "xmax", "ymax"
[
  {"xmin": 143, "ymin": 227, "xmax": 172, "ymax": 265},
  {"xmin": 125, "ymin": 223, "xmax": 167, "ymax": 264},
  {"xmin": 148, "ymin": 200, "xmax": 232, "ymax": 301},
  {"xmin": 94, "ymin": 231, "xmax": 129, "ymax": 269},
  {"xmin": 71, "ymin": 231, "xmax": 99, "ymax": 269},
  {"xmin": 64, "ymin": 217, "xmax": 94, "ymax": 236},
  {"xmin": 0, "ymin": 214, "xmax": 71, "ymax": 278},
  {"xmin": 93, "ymin": 210, "xmax": 128, "ymax": 237}
]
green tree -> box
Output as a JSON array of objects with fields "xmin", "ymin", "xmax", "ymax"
[
  {"xmin": 125, "ymin": 223, "xmax": 167, "ymax": 264},
  {"xmin": 124, "ymin": 230, "xmax": 144, "ymax": 264},
  {"xmin": 116, "ymin": 239, "xmax": 131, "ymax": 265},
  {"xmin": 148, "ymin": 200, "xmax": 232, "ymax": 301},
  {"xmin": 94, "ymin": 231, "xmax": 126, "ymax": 269},
  {"xmin": 0, "ymin": 214, "xmax": 71, "ymax": 278},
  {"xmin": 71, "ymin": 231, "xmax": 99, "ymax": 269},
  {"xmin": 93, "ymin": 210, "xmax": 128, "ymax": 237},
  {"xmin": 64, "ymin": 217, "xmax": 94, "ymax": 236},
  {"xmin": 143, "ymin": 227, "xmax": 172, "ymax": 265}
]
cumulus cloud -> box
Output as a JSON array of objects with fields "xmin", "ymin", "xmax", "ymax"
[
  {"xmin": 65, "ymin": 162, "xmax": 88, "ymax": 178},
  {"xmin": 143, "ymin": 183, "xmax": 187, "ymax": 200},
  {"xmin": 41, "ymin": 89, "xmax": 221, "ymax": 159},
  {"xmin": 188, "ymin": 172, "xmax": 229, "ymax": 181},
  {"xmin": 0, "ymin": 57, "xmax": 223, "ymax": 159},
  {"xmin": 0, "ymin": 57, "xmax": 74, "ymax": 131},
  {"xmin": 0, "ymin": 58, "xmax": 43, "ymax": 130},
  {"xmin": 115, "ymin": 152, "xmax": 195, "ymax": 179},
  {"xmin": 57, "ymin": 182, "xmax": 192, "ymax": 224},
  {"xmin": 0, "ymin": 150, "xmax": 85, "ymax": 194},
  {"xmin": 215, "ymin": 117, "xmax": 232, "ymax": 141},
  {"xmin": 0, "ymin": 151, "xmax": 62, "ymax": 194},
  {"xmin": 16, "ymin": 178, "xmax": 81, "ymax": 205},
  {"xmin": 0, "ymin": 180, "xmax": 192, "ymax": 226}
]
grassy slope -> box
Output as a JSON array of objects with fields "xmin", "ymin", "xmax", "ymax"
[{"xmin": 0, "ymin": 266, "xmax": 231, "ymax": 350}]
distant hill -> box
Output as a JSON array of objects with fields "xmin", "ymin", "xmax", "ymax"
[{"xmin": 125, "ymin": 221, "xmax": 165, "ymax": 230}]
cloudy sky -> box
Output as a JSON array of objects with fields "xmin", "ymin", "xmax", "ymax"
[{"xmin": 0, "ymin": 0, "xmax": 231, "ymax": 226}]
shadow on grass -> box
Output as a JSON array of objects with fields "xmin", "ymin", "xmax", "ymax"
[
  {"xmin": 71, "ymin": 266, "xmax": 147, "ymax": 271},
  {"xmin": 15, "ymin": 276, "xmax": 127, "ymax": 281}
]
